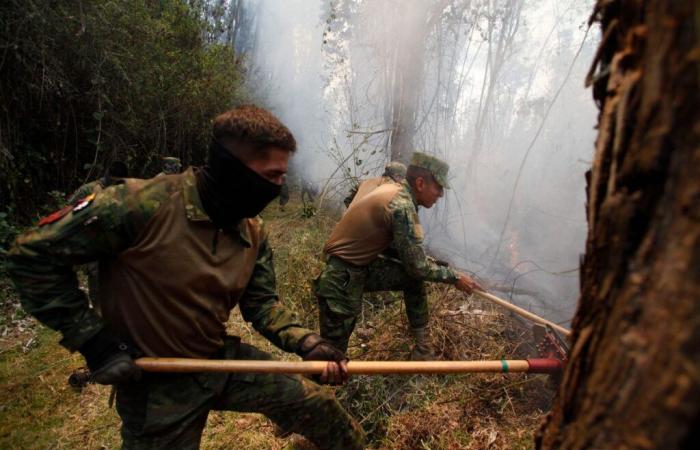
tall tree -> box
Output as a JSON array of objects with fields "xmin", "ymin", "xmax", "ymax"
[
  {"xmin": 466, "ymin": 0, "xmax": 523, "ymax": 173},
  {"xmin": 0, "ymin": 0, "xmax": 249, "ymax": 220},
  {"xmin": 537, "ymin": 1, "xmax": 700, "ymax": 448},
  {"xmin": 322, "ymin": 0, "xmax": 497, "ymax": 168},
  {"xmin": 386, "ymin": 0, "xmax": 438, "ymax": 163}
]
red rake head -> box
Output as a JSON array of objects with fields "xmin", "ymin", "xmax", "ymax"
[
  {"xmin": 533, "ymin": 324, "xmax": 569, "ymax": 362},
  {"xmin": 527, "ymin": 324, "xmax": 569, "ymax": 375}
]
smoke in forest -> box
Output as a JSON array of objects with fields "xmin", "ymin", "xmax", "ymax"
[{"xmin": 246, "ymin": 0, "xmax": 598, "ymax": 326}]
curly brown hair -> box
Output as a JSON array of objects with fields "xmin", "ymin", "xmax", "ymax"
[{"xmin": 213, "ymin": 105, "xmax": 296, "ymax": 160}]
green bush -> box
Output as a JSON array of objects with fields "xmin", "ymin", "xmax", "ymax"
[
  {"xmin": 0, "ymin": 211, "xmax": 19, "ymax": 250},
  {"xmin": 0, "ymin": 0, "xmax": 249, "ymax": 222}
]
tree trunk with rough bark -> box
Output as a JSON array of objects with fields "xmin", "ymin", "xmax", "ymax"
[{"xmin": 537, "ymin": 1, "xmax": 700, "ymax": 449}]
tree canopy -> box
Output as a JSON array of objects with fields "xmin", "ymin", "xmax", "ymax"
[{"xmin": 0, "ymin": 0, "xmax": 248, "ymax": 221}]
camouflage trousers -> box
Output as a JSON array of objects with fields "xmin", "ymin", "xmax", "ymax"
[
  {"xmin": 314, "ymin": 255, "xmax": 427, "ymax": 353},
  {"xmin": 115, "ymin": 337, "xmax": 364, "ymax": 449}
]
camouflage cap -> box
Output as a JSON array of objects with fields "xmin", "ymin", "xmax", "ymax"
[
  {"xmin": 383, "ymin": 161, "xmax": 407, "ymax": 180},
  {"xmin": 410, "ymin": 151, "xmax": 450, "ymax": 188},
  {"xmin": 162, "ymin": 156, "xmax": 181, "ymax": 165},
  {"xmin": 162, "ymin": 156, "xmax": 182, "ymax": 174}
]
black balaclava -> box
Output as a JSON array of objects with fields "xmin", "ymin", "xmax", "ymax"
[{"xmin": 196, "ymin": 139, "xmax": 282, "ymax": 228}]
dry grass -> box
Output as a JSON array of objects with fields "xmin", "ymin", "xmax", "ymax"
[
  {"xmin": 335, "ymin": 283, "xmax": 552, "ymax": 449},
  {"xmin": 0, "ymin": 193, "xmax": 553, "ymax": 449}
]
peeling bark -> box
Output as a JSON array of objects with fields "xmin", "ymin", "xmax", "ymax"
[{"xmin": 537, "ymin": 1, "xmax": 700, "ymax": 449}]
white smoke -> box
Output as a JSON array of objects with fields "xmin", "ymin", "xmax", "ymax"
[{"xmin": 247, "ymin": 0, "xmax": 598, "ymax": 326}]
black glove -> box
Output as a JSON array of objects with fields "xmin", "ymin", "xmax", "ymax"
[
  {"xmin": 79, "ymin": 328, "xmax": 141, "ymax": 385},
  {"xmin": 299, "ymin": 333, "xmax": 348, "ymax": 385}
]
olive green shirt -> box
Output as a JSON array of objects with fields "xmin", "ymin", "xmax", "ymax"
[
  {"xmin": 344, "ymin": 176, "xmax": 397, "ymax": 209},
  {"xmin": 8, "ymin": 168, "xmax": 312, "ymax": 358},
  {"xmin": 324, "ymin": 180, "xmax": 457, "ymax": 283}
]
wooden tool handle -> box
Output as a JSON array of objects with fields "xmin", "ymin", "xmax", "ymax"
[
  {"xmin": 473, "ymin": 289, "xmax": 572, "ymax": 337},
  {"xmin": 135, "ymin": 358, "xmax": 536, "ymax": 374}
]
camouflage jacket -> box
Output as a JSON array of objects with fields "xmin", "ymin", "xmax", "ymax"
[
  {"xmin": 388, "ymin": 180, "xmax": 458, "ymax": 283},
  {"xmin": 326, "ymin": 180, "xmax": 458, "ymax": 284},
  {"xmin": 7, "ymin": 168, "xmax": 312, "ymax": 357}
]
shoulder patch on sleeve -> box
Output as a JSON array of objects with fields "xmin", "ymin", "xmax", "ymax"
[
  {"xmin": 38, "ymin": 205, "xmax": 74, "ymax": 227},
  {"xmin": 39, "ymin": 192, "xmax": 97, "ymax": 226},
  {"xmin": 72, "ymin": 193, "xmax": 97, "ymax": 213}
]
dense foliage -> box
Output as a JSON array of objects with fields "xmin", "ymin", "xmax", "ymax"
[{"xmin": 0, "ymin": 0, "xmax": 248, "ymax": 223}]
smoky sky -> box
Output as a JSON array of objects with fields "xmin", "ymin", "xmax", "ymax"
[{"xmin": 249, "ymin": 0, "xmax": 599, "ymax": 326}]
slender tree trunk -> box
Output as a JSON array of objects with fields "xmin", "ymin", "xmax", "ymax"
[
  {"xmin": 537, "ymin": 1, "xmax": 700, "ymax": 449},
  {"xmin": 388, "ymin": 2, "xmax": 429, "ymax": 164}
]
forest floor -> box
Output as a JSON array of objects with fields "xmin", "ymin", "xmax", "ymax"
[{"xmin": 0, "ymin": 194, "xmax": 553, "ymax": 449}]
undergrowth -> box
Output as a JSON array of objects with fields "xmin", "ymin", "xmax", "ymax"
[{"xmin": 0, "ymin": 193, "xmax": 552, "ymax": 449}]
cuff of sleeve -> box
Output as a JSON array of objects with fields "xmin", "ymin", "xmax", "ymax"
[
  {"xmin": 287, "ymin": 328, "xmax": 317, "ymax": 356},
  {"xmin": 78, "ymin": 328, "xmax": 125, "ymax": 371}
]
